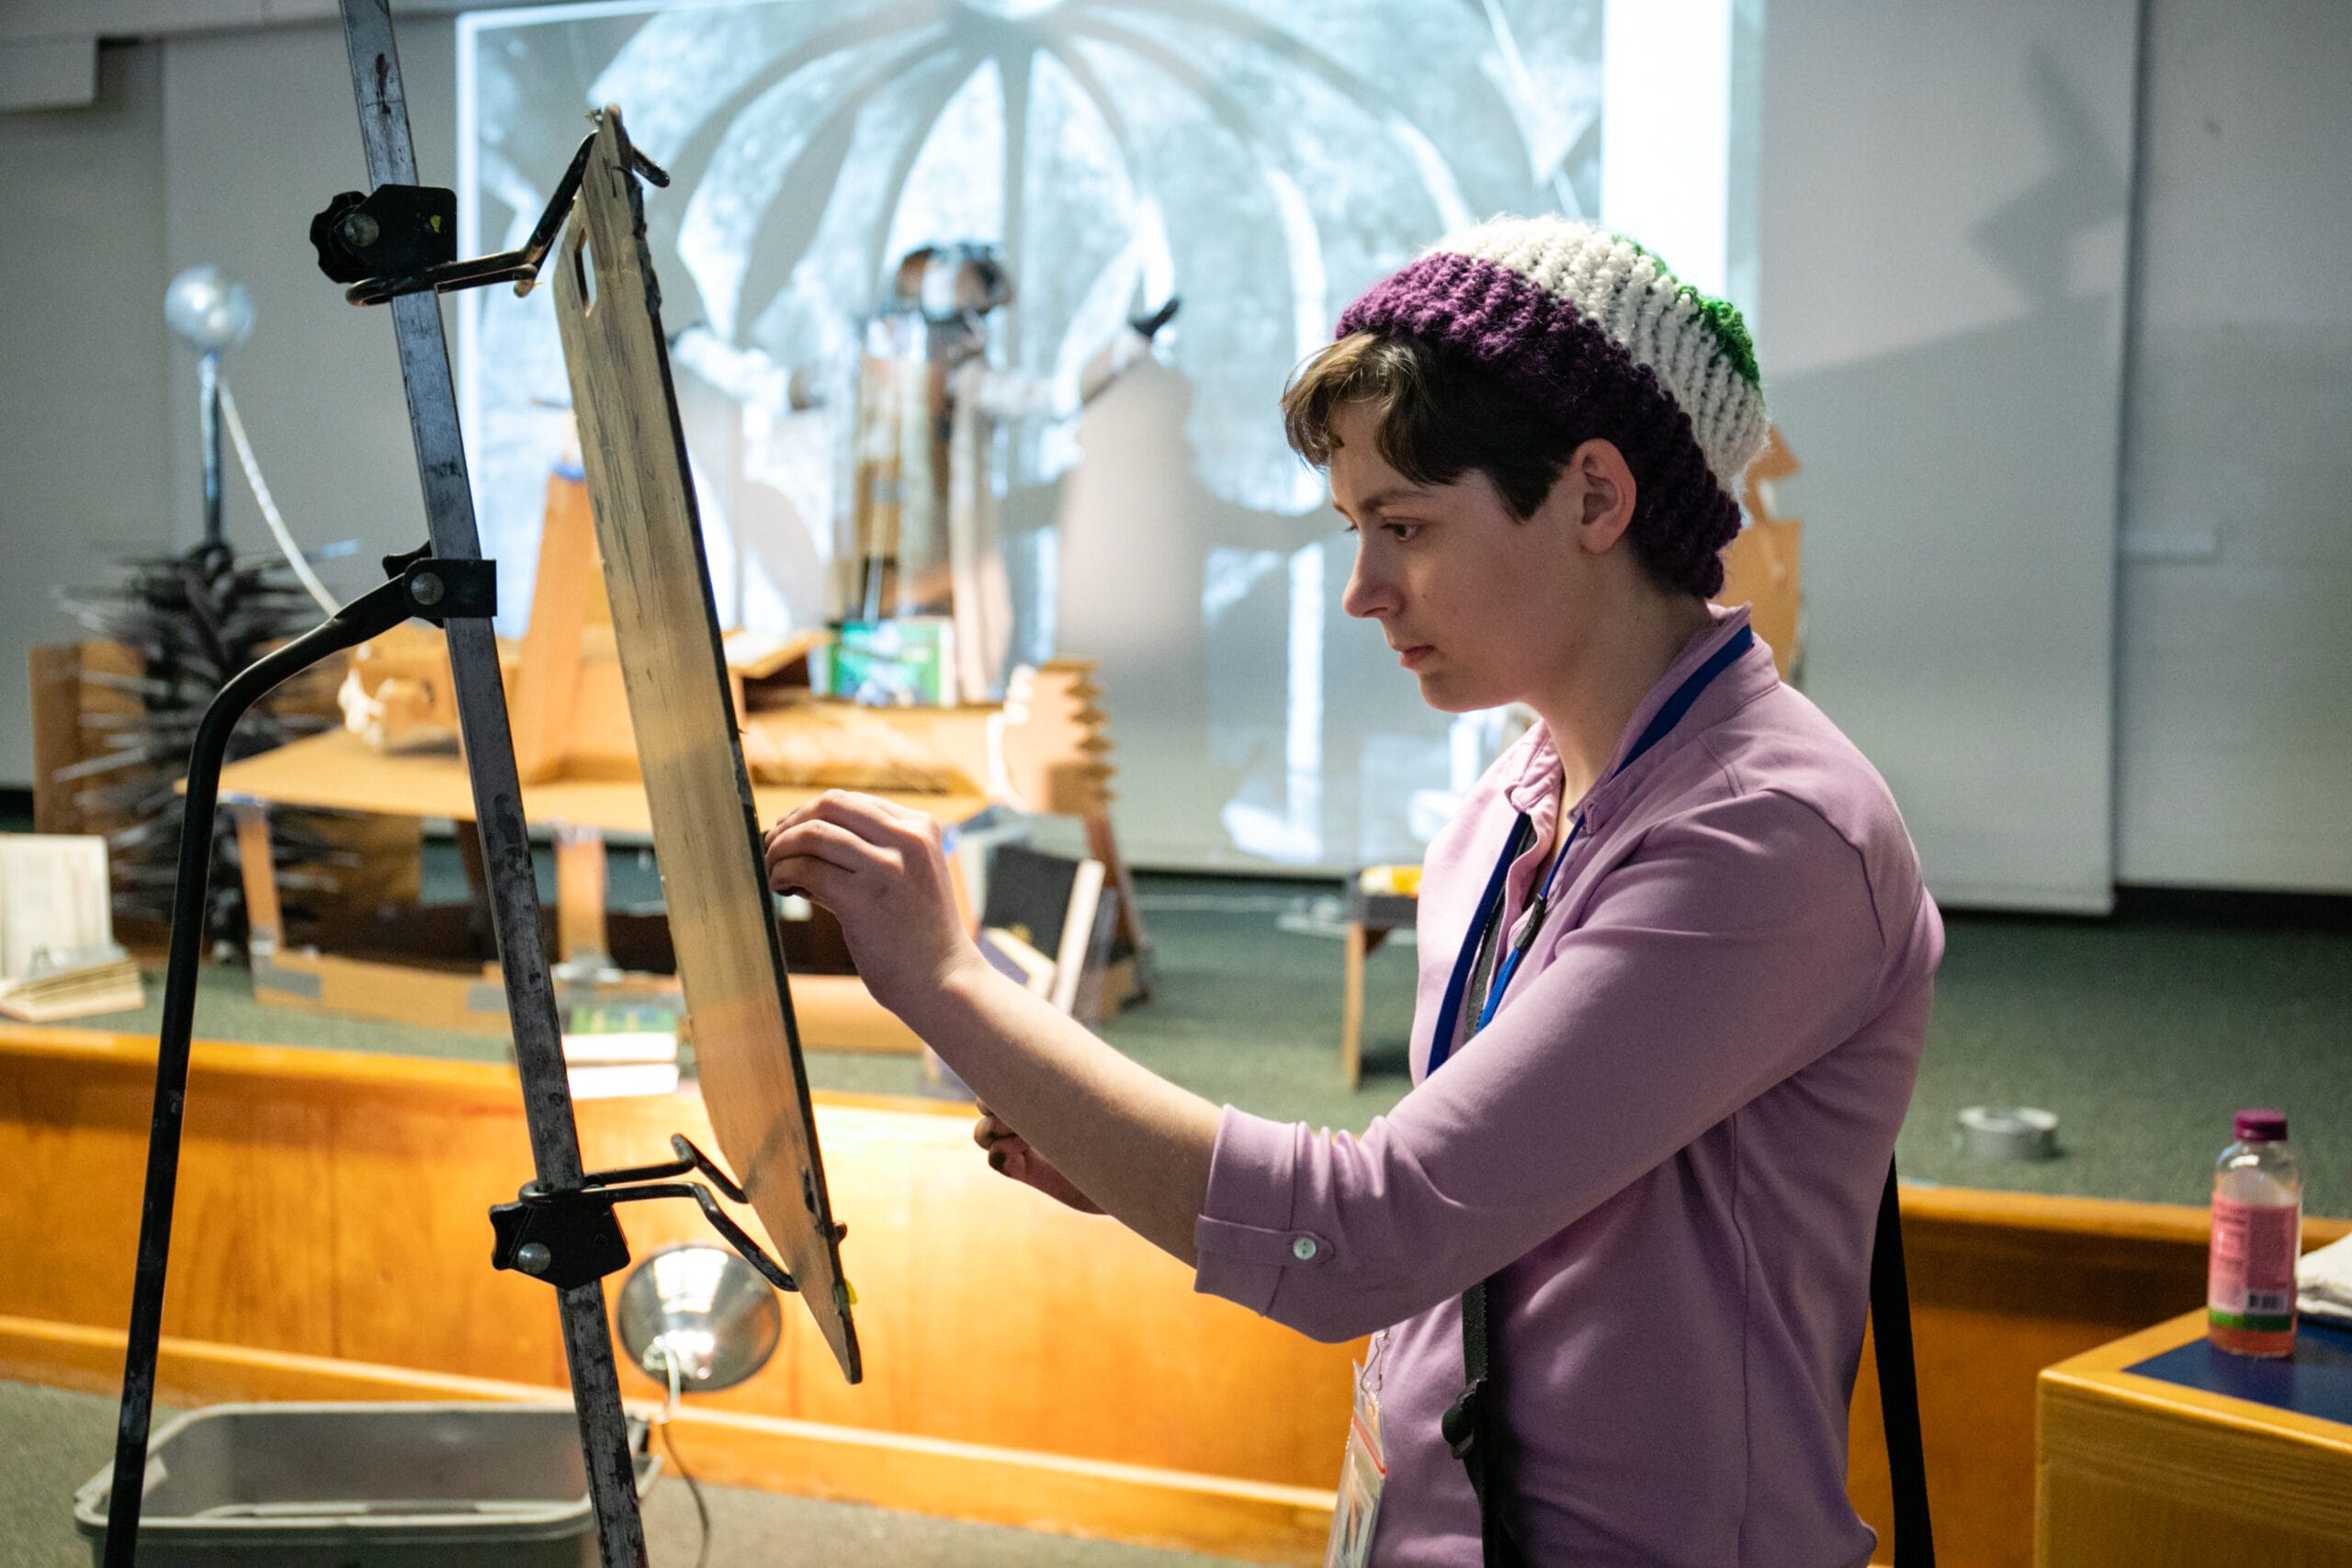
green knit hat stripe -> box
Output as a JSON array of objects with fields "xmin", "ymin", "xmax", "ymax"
[{"xmin": 1617, "ymin": 234, "xmax": 1760, "ymax": 389}]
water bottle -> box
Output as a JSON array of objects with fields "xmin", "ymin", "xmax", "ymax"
[{"xmin": 2208, "ymin": 1109, "xmax": 2302, "ymax": 1358}]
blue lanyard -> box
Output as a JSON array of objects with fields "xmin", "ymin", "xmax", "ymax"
[{"xmin": 1426, "ymin": 626, "xmax": 1754, "ymax": 1073}]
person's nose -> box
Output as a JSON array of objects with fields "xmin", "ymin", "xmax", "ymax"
[{"xmin": 1341, "ymin": 539, "xmax": 1396, "ymax": 621}]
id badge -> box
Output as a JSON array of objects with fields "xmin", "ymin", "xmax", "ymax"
[{"xmin": 1324, "ymin": 1339, "xmax": 1388, "ymax": 1568}]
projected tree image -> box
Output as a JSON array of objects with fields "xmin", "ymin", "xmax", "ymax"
[{"xmin": 462, "ymin": 0, "xmax": 1613, "ymax": 866}]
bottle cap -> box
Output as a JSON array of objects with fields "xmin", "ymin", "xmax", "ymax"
[{"xmin": 2233, "ymin": 1110, "xmax": 2288, "ymax": 1142}]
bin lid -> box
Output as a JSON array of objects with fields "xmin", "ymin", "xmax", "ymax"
[{"xmin": 74, "ymin": 1402, "xmax": 656, "ymax": 1545}]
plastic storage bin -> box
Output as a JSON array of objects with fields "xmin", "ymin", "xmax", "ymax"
[{"xmin": 74, "ymin": 1402, "xmax": 657, "ymax": 1566}]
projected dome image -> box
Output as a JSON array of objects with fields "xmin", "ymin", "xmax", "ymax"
[
  {"xmin": 460, "ymin": 0, "xmax": 1640, "ymax": 866},
  {"xmin": 468, "ymin": 4, "xmax": 1598, "ymax": 501}
]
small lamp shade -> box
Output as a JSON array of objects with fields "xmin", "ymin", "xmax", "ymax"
[
  {"xmin": 165, "ymin": 266, "xmax": 255, "ymax": 353},
  {"xmin": 616, "ymin": 1243, "xmax": 782, "ymax": 1393}
]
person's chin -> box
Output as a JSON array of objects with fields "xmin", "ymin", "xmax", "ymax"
[{"xmin": 1412, "ymin": 670, "xmax": 1496, "ymax": 714}]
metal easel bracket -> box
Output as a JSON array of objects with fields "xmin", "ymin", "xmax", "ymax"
[
  {"xmin": 490, "ymin": 1135, "xmax": 831, "ymax": 1295},
  {"xmin": 380, "ymin": 545, "xmax": 495, "ymax": 623},
  {"xmin": 310, "ymin": 131, "xmax": 670, "ymax": 306}
]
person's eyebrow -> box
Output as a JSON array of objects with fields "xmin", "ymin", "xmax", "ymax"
[{"xmin": 1336, "ymin": 484, "xmax": 1429, "ymax": 523}]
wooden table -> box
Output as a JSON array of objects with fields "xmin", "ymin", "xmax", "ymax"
[
  {"xmin": 215, "ymin": 728, "xmax": 988, "ymax": 1051},
  {"xmin": 215, "ymin": 728, "xmax": 989, "ymax": 837},
  {"xmin": 2037, "ymin": 1309, "xmax": 2352, "ymax": 1565},
  {"xmin": 1340, "ymin": 883, "xmax": 1418, "ymax": 1089}
]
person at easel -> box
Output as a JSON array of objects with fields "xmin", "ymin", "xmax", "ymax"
[{"xmin": 763, "ymin": 216, "xmax": 1941, "ymax": 1567}]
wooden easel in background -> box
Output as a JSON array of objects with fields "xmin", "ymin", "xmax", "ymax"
[
  {"xmin": 500, "ymin": 457, "xmax": 1151, "ymax": 998},
  {"xmin": 206, "ymin": 453, "xmax": 1153, "ymax": 1038},
  {"xmin": 1721, "ymin": 426, "xmax": 1804, "ymax": 681}
]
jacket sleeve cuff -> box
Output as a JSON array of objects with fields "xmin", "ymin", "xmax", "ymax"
[{"xmin": 1193, "ymin": 1107, "xmax": 1333, "ymax": 1315}]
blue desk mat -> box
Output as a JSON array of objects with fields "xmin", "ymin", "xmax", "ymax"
[{"xmin": 2126, "ymin": 1318, "xmax": 2352, "ymax": 1427}]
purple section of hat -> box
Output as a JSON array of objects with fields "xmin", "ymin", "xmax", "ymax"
[{"xmin": 1335, "ymin": 251, "xmax": 1740, "ymax": 598}]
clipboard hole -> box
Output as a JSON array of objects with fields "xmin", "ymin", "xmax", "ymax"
[{"xmin": 571, "ymin": 231, "xmax": 597, "ymax": 315}]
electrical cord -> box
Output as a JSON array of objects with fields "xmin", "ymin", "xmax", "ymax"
[
  {"xmin": 217, "ymin": 379, "xmax": 341, "ymax": 615},
  {"xmin": 652, "ymin": 1353, "xmax": 714, "ymax": 1568}
]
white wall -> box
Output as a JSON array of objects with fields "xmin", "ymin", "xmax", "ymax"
[
  {"xmin": 0, "ymin": 19, "xmax": 459, "ymax": 789},
  {"xmin": 159, "ymin": 20, "xmax": 460, "ymax": 579},
  {"xmin": 0, "ymin": 44, "xmax": 173, "ymax": 785},
  {"xmin": 2111, "ymin": 0, "xmax": 2352, "ymax": 891},
  {"xmin": 1757, "ymin": 0, "xmax": 2140, "ymax": 912}
]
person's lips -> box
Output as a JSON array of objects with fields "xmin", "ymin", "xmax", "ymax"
[{"xmin": 1395, "ymin": 642, "xmax": 1434, "ymax": 670}]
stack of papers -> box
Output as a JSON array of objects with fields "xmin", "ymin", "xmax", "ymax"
[
  {"xmin": 2297, "ymin": 1231, "xmax": 2352, "ymax": 1328},
  {"xmin": 0, "ymin": 836, "xmax": 142, "ymax": 1022},
  {"xmin": 562, "ymin": 1002, "xmax": 680, "ymax": 1100},
  {"xmin": 0, "ymin": 945, "xmax": 143, "ymax": 1022}
]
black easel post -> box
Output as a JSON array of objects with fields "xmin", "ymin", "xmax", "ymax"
[{"xmin": 329, "ymin": 4, "xmax": 650, "ymax": 1563}]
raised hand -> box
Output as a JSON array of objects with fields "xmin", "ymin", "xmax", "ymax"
[{"xmin": 762, "ymin": 790, "xmax": 980, "ymax": 1015}]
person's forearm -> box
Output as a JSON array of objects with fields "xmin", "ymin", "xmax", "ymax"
[{"xmin": 892, "ymin": 956, "xmax": 1220, "ymax": 1265}]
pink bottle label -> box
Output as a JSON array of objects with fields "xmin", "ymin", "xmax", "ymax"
[{"xmin": 2209, "ymin": 1198, "xmax": 2300, "ymax": 1330}]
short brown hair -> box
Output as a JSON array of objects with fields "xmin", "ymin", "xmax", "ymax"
[{"xmin": 1280, "ymin": 331, "xmax": 1696, "ymax": 595}]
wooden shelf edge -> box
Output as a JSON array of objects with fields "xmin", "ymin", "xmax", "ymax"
[
  {"xmin": 0, "ymin": 1313, "xmax": 1331, "ymax": 1564},
  {"xmin": 1898, "ymin": 1183, "xmax": 2349, "ymax": 1244}
]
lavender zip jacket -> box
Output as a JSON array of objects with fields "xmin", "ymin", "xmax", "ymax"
[{"xmin": 1193, "ymin": 605, "xmax": 1943, "ymax": 1566}]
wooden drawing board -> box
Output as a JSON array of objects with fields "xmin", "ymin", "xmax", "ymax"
[{"xmin": 552, "ymin": 107, "xmax": 859, "ymax": 1382}]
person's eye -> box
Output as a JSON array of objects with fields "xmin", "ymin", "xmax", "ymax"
[{"xmin": 1384, "ymin": 521, "xmax": 1422, "ymax": 542}]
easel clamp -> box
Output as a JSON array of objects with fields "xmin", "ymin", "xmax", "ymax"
[
  {"xmin": 379, "ymin": 545, "xmax": 495, "ymax": 622},
  {"xmin": 489, "ymin": 1134, "xmax": 827, "ymax": 1295},
  {"xmin": 310, "ymin": 131, "xmax": 671, "ymax": 307}
]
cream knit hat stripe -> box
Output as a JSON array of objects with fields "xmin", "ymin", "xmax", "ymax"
[{"xmin": 1442, "ymin": 220, "xmax": 1767, "ymax": 491}]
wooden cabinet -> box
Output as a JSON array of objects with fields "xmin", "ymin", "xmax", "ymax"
[{"xmin": 2038, "ymin": 1310, "xmax": 2352, "ymax": 1566}]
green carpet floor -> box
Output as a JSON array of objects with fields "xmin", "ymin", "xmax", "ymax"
[
  {"xmin": 0, "ymin": 1380, "xmax": 1237, "ymax": 1568},
  {"xmin": 43, "ymin": 874, "xmax": 2352, "ymax": 1215}
]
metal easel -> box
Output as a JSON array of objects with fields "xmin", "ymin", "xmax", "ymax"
[{"xmin": 100, "ymin": 6, "xmax": 802, "ymax": 1562}]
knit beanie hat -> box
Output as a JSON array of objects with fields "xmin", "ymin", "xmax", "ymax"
[{"xmin": 1334, "ymin": 216, "xmax": 1768, "ymax": 598}]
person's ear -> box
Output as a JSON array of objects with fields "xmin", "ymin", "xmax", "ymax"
[{"xmin": 1564, "ymin": 439, "xmax": 1638, "ymax": 555}]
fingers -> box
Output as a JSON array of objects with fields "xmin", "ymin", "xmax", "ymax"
[
  {"xmin": 773, "ymin": 790, "xmax": 940, "ymax": 854},
  {"xmin": 764, "ymin": 793, "xmax": 950, "ymax": 901},
  {"xmin": 976, "ymin": 1117, "xmax": 1029, "ymax": 1168},
  {"xmin": 763, "ymin": 817, "xmax": 898, "ymax": 892},
  {"xmin": 763, "ymin": 790, "xmax": 973, "ymax": 1010},
  {"xmin": 973, "ymin": 1110, "xmax": 1033, "ymax": 1177},
  {"xmin": 967, "ymin": 1112, "xmax": 1106, "ymax": 1214}
]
